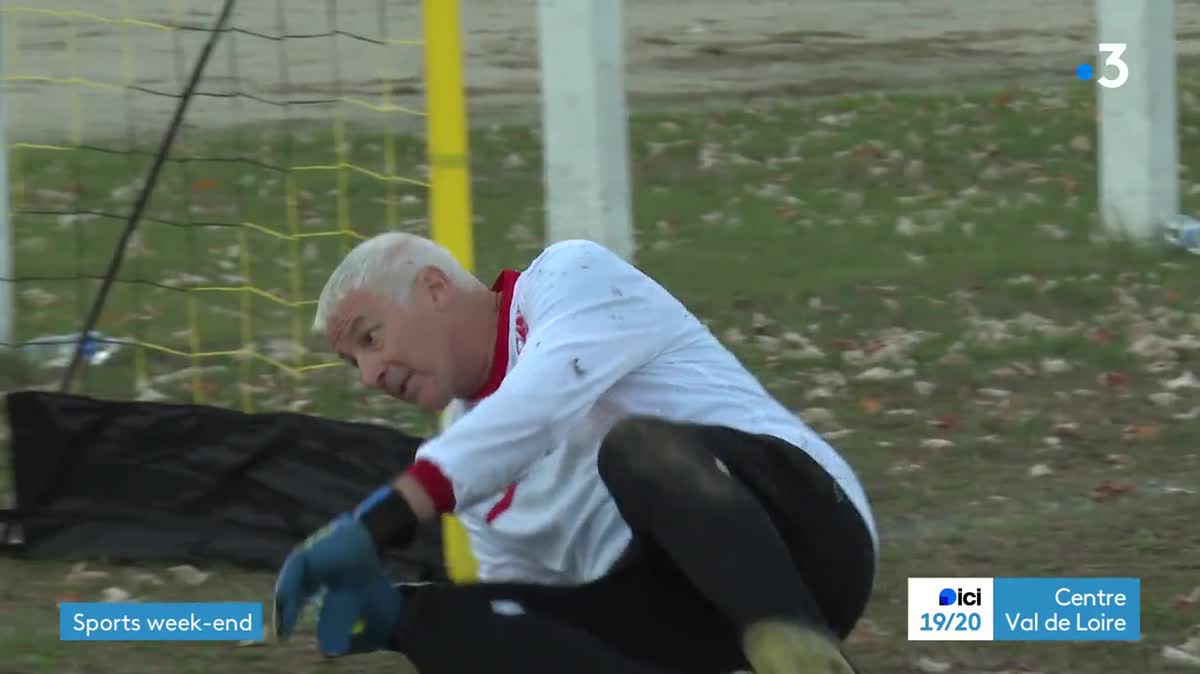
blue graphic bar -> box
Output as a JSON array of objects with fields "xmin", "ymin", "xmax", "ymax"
[
  {"xmin": 993, "ymin": 578, "xmax": 1140, "ymax": 641},
  {"xmin": 59, "ymin": 602, "xmax": 263, "ymax": 641}
]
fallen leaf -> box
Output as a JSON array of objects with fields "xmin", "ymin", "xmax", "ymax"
[
  {"xmin": 1100, "ymin": 372, "xmax": 1129, "ymax": 387},
  {"xmin": 1029, "ymin": 463, "xmax": 1053, "ymax": 478},
  {"xmin": 1123, "ymin": 425, "xmax": 1159, "ymax": 440},
  {"xmin": 921, "ymin": 438, "xmax": 955, "ymax": 449},
  {"xmin": 1040, "ymin": 357, "xmax": 1072, "ymax": 374},
  {"xmin": 1104, "ymin": 453, "xmax": 1135, "ymax": 468},
  {"xmin": 167, "ymin": 564, "xmax": 211, "ymax": 586},
  {"xmin": 1053, "ymin": 422, "xmax": 1082, "ymax": 439},
  {"xmin": 1150, "ymin": 392, "xmax": 1180, "ymax": 408},
  {"xmin": 20, "ymin": 287, "xmax": 58, "ymax": 307},
  {"xmin": 856, "ymin": 366, "xmax": 914, "ymax": 381},
  {"xmin": 861, "ymin": 397, "xmax": 882, "ymax": 415},
  {"xmin": 750, "ymin": 313, "xmax": 773, "ymax": 335},
  {"xmin": 56, "ymin": 592, "xmax": 82, "ymax": 606},
  {"xmin": 1162, "ymin": 638, "xmax": 1200, "ymax": 668},
  {"xmin": 127, "ymin": 571, "xmax": 165, "ymax": 586},
  {"xmin": 191, "ymin": 177, "xmax": 220, "ymax": 192},
  {"xmin": 889, "ymin": 460, "xmax": 924, "ymax": 474},
  {"xmin": 812, "ymin": 372, "xmax": 847, "ymax": 389},
  {"xmin": 930, "ymin": 416, "xmax": 959, "ymax": 430},
  {"xmin": 799, "ymin": 408, "xmax": 838, "ymax": 428},
  {"xmin": 65, "ymin": 562, "xmax": 109, "ymax": 583},
  {"xmin": 1166, "ymin": 371, "xmax": 1200, "ymax": 390},
  {"xmin": 1090, "ymin": 480, "xmax": 1134, "ymax": 501},
  {"xmin": 842, "ymin": 350, "xmax": 867, "ymax": 366},
  {"xmin": 99, "ymin": 587, "xmax": 133, "ymax": 602},
  {"xmin": 1172, "ymin": 586, "xmax": 1200, "ymax": 610},
  {"xmin": 915, "ymin": 656, "xmax": 952, "ymax": 673},
  {"xmin": 723, "ymin": 328, "xmax": 747, "ymax": 345},
  {"xmin": 832, "ymin": 338, "xmax": 858, "ymax": 351}
]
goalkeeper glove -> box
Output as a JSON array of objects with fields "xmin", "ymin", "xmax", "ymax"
[
  {"xmin": 273, "ymin": 485, "xmax": 416, "ymax": 642},
  {"xmin": 312, "ymin": 574, "xmax": 402, "ymax": 657}
]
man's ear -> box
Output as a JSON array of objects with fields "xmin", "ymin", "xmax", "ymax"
[{"xmin": 415, "ymin": 266, "xmax": 452, "ymax": 307}]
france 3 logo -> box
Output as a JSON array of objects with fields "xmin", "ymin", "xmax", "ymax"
[{"xmin": 908, "ymin": 577, "xmax": 994, "ymax": 641}]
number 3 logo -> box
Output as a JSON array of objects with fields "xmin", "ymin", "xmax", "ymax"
[{"xmin": 1097, "ymin": 43, "xmax": 1129, "ymax": 89}]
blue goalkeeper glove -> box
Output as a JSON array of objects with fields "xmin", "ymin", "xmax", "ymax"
[
  {"xmin": 273, "ymin": 485, "xmax": 417, "ymax": 646},
  {"xmin": 312, "ymin": 574, "xmax": 403, "ymax": 657}
]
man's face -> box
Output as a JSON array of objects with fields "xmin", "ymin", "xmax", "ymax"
[{"xmin": 327, "ymin": 278, "xmax": 457, "ymax": 414}]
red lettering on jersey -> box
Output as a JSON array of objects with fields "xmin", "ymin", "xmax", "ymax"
[
  {"xmin": 485, "ymin": 483, "xmax": 518, "ymax": 524},
  {"xmin": 514, "ymin": 311, "xmax": 529, "ymax": 355}
]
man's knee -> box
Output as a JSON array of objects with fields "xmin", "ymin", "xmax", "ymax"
[
  {"xmin": 597, "ymin": 417, "xmax": 733, "ymax": 504},
  {"xmin": 598, "ymin": 416, "xmax": 678, "ymax": 485}
]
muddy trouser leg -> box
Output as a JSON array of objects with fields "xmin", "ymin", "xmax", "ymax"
[{"xmin": 596, "ymin": 417, "xmax": 877, "ymax": 646}]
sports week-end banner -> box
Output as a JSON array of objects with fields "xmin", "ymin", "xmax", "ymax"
[
  {"xmin": 60, "ymin": 603, "xmax": 262, "ymax": 641},
  {"xmin": 908, "ymin": 577, "xmax": 1141, "ymax": 641}
]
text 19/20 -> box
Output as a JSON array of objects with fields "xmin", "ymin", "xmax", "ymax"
[{"xmin": 920, "ymin": 612, "xmax": 983, "ymax": 632}]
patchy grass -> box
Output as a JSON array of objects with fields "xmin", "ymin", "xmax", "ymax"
[{"xmin": 4, "ymin": 71, "xmax": 1200, "ymax": 673}]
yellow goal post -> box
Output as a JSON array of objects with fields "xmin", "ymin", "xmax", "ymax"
[{"xmin": 421, "ymin": 0, "xmax": 478, "ymax": 585}]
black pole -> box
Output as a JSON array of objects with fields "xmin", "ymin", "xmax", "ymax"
[{"xmin": 59, "ymin": 0, "xmax": 239, "ymax": 393}]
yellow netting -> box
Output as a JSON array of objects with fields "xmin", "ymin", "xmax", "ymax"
[{"xmin": 3, "ymin": 2, "xmax": 432, "ymax": 413}]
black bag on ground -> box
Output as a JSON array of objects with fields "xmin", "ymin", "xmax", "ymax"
[{"xmin": 0, "ymin": 390, "xmax": 446, "ymax": 582}]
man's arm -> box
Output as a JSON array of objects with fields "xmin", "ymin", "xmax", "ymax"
[
  {"xmin": 359, "ymin": 242, "xmax": 692, "ymax": 546},
  {"xmin": 413, "ymin": 242, "xmax": 690, "ymax": 509}
]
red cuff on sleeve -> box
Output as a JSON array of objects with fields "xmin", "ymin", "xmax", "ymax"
[{"xmin": 407, "ymin": 459, "xmax": 457, "ymax": 514}]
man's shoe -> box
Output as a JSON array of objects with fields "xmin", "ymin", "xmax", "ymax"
[{"xmin": 741, "ymin": 620, "xmax": 857, "ymax": 674}]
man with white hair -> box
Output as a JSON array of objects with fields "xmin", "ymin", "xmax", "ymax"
[{"xmin": 273, "ymin": 232, "xmax": 878, "ymax": 674}]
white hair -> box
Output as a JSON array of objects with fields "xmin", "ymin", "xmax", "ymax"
[{"xmin": 311, "ymin": 232, "xmax": 479, "ymax": 333}]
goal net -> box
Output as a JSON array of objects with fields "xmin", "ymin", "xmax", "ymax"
[{"xmin": 2, "ymin": 0, "xmax": 478, "ymax": 578}]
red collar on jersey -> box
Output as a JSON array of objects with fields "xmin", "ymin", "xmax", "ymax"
[{"xmin": 467, "ymin": 269, "xmax": 520, "ymax": 401}]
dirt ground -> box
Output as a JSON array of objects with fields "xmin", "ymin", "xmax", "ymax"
[{"xmin": 7, "ymin": 0, "xmax": 1200, "ymax": 143}]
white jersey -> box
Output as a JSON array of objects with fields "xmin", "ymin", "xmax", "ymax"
[{"xmin": 412, "ymin": 240, "xmax": 878, "ymax": 586}]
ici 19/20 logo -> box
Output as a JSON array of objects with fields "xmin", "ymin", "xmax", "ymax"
[{"xmin": 938, "ymin": 587, "xmax": 983, "ymax": 607}]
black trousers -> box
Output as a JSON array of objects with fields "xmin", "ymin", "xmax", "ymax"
[{"xmin": 390, "ymin": 418, "xmax": 876, "ymax": 674}]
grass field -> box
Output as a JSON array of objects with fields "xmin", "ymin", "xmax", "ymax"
[{"xmin": 3, "ymin": 71, "xmax": 1200, "ymax": 673}]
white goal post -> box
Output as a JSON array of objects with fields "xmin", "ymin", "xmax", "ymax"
[
  {"xmin": 1095, "ymin": 0, "xmax": 1180, "ymax": 244},
  {"xmin": 536, "ymin": 0, "xmax": 636, "ymax": 261}
]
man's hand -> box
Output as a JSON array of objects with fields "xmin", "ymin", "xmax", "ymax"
[
  {"xmin": 272, "ymin": 515, "xmax": 381, "ymax": 641},
  {"xmin": 273, "ymin": 482, "xmax": 423, "ymax": 643},
  {"xmin": 312, "ymin": 576, "xmax": 403, "ymax": 657}
]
